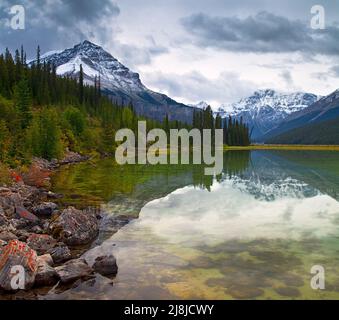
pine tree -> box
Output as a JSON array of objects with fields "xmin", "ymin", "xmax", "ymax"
[
  {"xmin": 79, "ymin": 64, "xmax": 84, "ymax": 105},
  {"xmin": 0, "ymin": 120, "xmax": 10, "ymax": 161},
  {"xmin": 15, "ymin": 75, "xmax": 32, "ymax": 129}
]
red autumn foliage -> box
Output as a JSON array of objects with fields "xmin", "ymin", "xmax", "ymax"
[
  {"xmin": 22, "ymin": 164, "xmax": 52, "ymax": 188},
  {"xmin": 10, "ymin": 171, "xmax": 22, "ymax": 182}
]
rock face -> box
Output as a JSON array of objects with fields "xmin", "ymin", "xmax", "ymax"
[
  {"xmin": 32, "ymin": 202, "xmax": 58, "ymax": 217},
  {"xmin": 49, "ymin": 207, "xmax": 98, "ymax": 246},
  {"xmin": 0, "ymin": 240, "xmax": 38, "ymax": 291},
  {"xmin": 26, "ymin": 234, "xmax": 57, "ymax": 255},
  {"xmin": 92, "ymin": 255, "xmax": 118, "ymax": 276},
  {"xmin": 55, "ymin": 259, "xmax": 93, "ymax": 283}
]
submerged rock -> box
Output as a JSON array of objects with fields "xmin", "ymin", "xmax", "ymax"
[
  {"xmin": 26, "ymin": 234, "xmax": 57, "ymax": 255},
  {"xmin": 55, "ymin": 258, "xmax": 93, "ymax": 283},
  {"xmin": 49, "ymin": 207, "xmax": 98, "ymax": 246},
  {"xmin": 227, "ymin": 286, "xmax": 264, "ymax": 299},
  {"xmin": 0, "ymin": 240, "xmax": 38, "ymax": 291},
  {"xmin": 189, "ymin": 256, "xmax": 215, "ymax": 269},
  {"xmin": 92, "ymin": 255, "xmax": 118, "ymax": 276},
  {"xmin": 274, "ymin": 286, "xmax": 300, "ymax": 297}
]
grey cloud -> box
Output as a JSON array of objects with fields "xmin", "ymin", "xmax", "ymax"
[
  {"xmin": 0, "ymin": 0, "xmax": 167, "ymax": 67},
  {"xmin": 144, "ymin": 71, "xmax": 257, "ymax": 105},
  {"xmin": 0, "ymin": 0, "xmax": 120, "ymax": 56},
  {"xmin": 280, "ymin": 70, "xmax": 293, "ymax": 85},
  {"xmin": 112, "ymin": 41, "xmax": 169, "ymax": 69},
  {"xmin": 180, "ymin": 11, "xmax": 339, "ymax": 55}
]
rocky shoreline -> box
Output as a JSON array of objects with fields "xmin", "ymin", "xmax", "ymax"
[{"xmin": 0, "ymin": 153, "xmax": 118, "ymax": 299}]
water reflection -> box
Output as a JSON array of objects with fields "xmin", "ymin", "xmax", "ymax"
[{"xmin": 49, "ymin": 151, "xmax": 339, "ymax": 300}]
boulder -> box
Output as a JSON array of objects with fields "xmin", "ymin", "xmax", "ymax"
[
  {"xmin": 92, "ymin": 255, "xmax": 118, "ymax": 276},
  {"xmin": 38, "ymin": 254, "xmax": 54, "ymax": 266},
  {"xmin": 26, "ymin": 234, "xmax": 57, "ymax": 255},
  {"xmin": 15, "ymin": 206, "xmax": 39, "ymax": 224},
  {"xmin": 35, "ymin": 256, "xmax": 59, "ymax": 287},
  {"xmin": 0, "ymin": 240, "xmax": 38, "ymax": 291},
  {"xmin": 13, "ymin": 229, "xmax": 31, "ymax": 242},
  {"xmin": 0, "ymin": 231, "xmax": 18, "ymax": 242},
  {"xmin": 0, "ymin": 190, "xmax": 22, "ymax": 217},
  {"xmin": 55, "ymin": 258, "xmax": 93, "ymax": 283},
  {"xmin": 45, "ymin": 191, "xmax": 63, "ymax": 200},
  {"xmin": 49, "ymin": 207, "xmax": 98, "ymax": 246},
  {"xmin": 47, "ymin": 243, "xmax": 72, "ymax": 264},
  {"xmin": 32, "ymin": 202, "xmax": 58, "ymax": 217},
  {"xmin": 31, "ymin": 225, "xmax": 43, "ymax": 234},
  {"xmin": 10, "ymin": 218, "xmax": 30, "ymax": 230}
]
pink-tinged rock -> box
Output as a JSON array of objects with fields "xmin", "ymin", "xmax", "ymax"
[
  {"xmin": 0, "ymin": 240, "xmax": 38, "ymax": 291},
  {"xmin": 15, "ymin": 206, "xmax": 39, "ymax": 223},
  {"xmin": 38, "ymin": 254, "xmax": 54, "ymax": 267},
  {"xmin": 26, "ymin": 234, "xmax": 57, "ymax": 255},
  {"xmin": 49, "ymin": 207, "xmax": 98, "ymax": 246},
  {"xmin": 0, "ymin": 231, "xmax": 18, "ymax": 242}
]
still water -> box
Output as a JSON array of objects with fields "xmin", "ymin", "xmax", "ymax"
[{"xmin": 49, "ymin": 151, "xmax": 339, "ymax": 299}]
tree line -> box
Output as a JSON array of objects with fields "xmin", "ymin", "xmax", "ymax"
[
  {"xmin": 0, "ymin": 45, "xmax": 251, "ymax": 166},
  {"xmin": 0, "ymin": 46, "xmax": 193, "ymax": 164},
  {"xmin": 192, "ymin": 106, "xmax": 251, "ymax": 146}
]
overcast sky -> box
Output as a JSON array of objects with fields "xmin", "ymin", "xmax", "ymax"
[{"xmin": 2, "ymin": 0, "xmax": 339, "ymax": 107}]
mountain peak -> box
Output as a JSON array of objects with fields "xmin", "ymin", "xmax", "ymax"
[
  {"xmin": 217, "ymin": 90, "xmax": 319, "ymax": 140},
  {"xmin": 29, "ymin": 41, "xmax": 194, "ymax": 124},
  {"xmin": 32, "ymin": 40, "xmax": 145, "ymax": 92},
  {"xmin": 254, "ymin": 89, "xmax": 276, "ymax": 97}
]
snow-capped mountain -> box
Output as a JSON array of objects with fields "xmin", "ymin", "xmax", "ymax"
[
  {"xmin": 264, "ymin": 88, "xmax": 339, "ymax": 143},
  {"xmin": 29, "ymin": 40, "xmax": 194, "ymax": 123},
  {"xmin": 217, "ymin": 89, "xmax": 319, "ymax": 140}
]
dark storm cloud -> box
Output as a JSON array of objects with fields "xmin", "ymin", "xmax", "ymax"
[
  {"xmin": 181, "ymin": 11, "xmax": 339, "ymax": 55},
  {"xmin": 0, "ymin": 0, "xmax": 120, "ymax": 56},
  {"xmin": 0, "ymin": 0, "xmax": 167, "ymax": 66}
]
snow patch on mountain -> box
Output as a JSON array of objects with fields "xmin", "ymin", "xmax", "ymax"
[
  {"xmin": 28, "ymin": 40, "xmax": 195, "ymax": 124},
  {"xmin": 30, "ymin": 40, "xmax": 146, "ymax": 93},
  {"xmin": 216, "ymin": 89, "xmax": 320, "ymax": 140},
  {"xmin": 188, "ymin": 101, "xmax": 210, "ymax": 110}
]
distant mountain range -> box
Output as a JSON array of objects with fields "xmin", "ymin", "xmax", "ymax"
[
  {"xmin": 30, "ymin": 40, "xmax": 339, "ymax": 144},
  {"xmin": 215, "ymin": 89, "xmax": 319, "ymax": 140},
  {"xmin": 30, "ymin": 40, "xmax": 194, "ymax": 123},
  {"xmin": 265, "ymin": 89, "xmax": 339, "ymax": 144}
]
